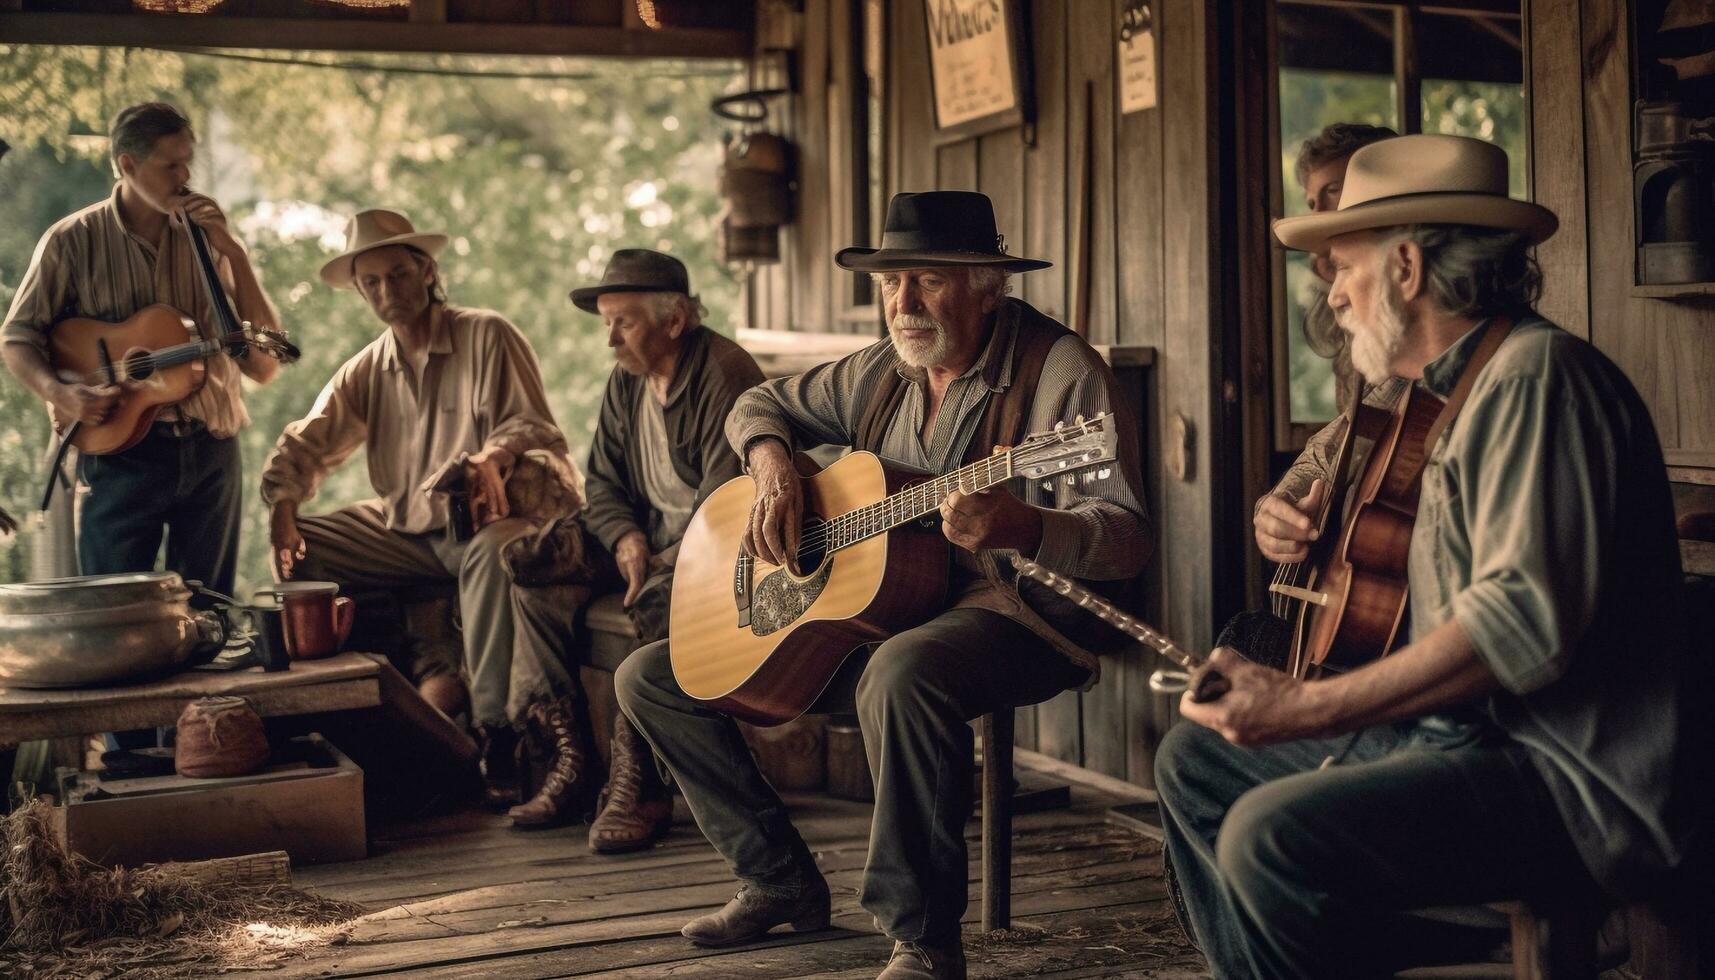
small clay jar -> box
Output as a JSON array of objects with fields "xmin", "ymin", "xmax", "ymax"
[{"xmin": 175, "ymin": 696, "xmax": 271, "ymax": 778}]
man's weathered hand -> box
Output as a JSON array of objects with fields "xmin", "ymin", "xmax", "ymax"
[
  {"xmin": 743, "ymin": 439, "xmax": 802, "ymax": 572},
  {"xmin": 615, "ymin": 529, "xmax": 651, "ymax": 608},
  {"xmin": 172, "ymin": 191, "xmax": 244, "ymax": 259},
  {"xmin": 940, "ymin": 486, "xmax": 1043, "ymax": 554},
  {"xmin": 467, "ymin": 446, "xmax": 514, "ymax": 529},
  {"xmin": 1254, "ymin": 478, "xmax": 1327, "ymax": 563},
  {"xmin": 52, "ymin": 382, "xmax": 120, "ymax": 426},
  {"xmin": 270, "ymin": 502, "xmax": 306, "ymax": 581},
  {"xmin": 1178, "ymin": 647, "xmax": 1329, "ymax": 746}
]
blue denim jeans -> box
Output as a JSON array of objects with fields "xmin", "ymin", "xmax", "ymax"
[{"xmin": 1154, "ymin": 720, "xmax": 1599, "ymax": 979}]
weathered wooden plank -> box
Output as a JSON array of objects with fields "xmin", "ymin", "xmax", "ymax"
[
  {"xmin": 1580, "ymin": 0, "xmax": 1680, "ymax": 450},
  {"xmin": 937, "ymin": 139, "xmax": 979, "ymax": 191},
  {"xmin": 1022, "ymin": 0, "xmax": 1070, "ymax": 323},
  {"xmin": 1068, "ymin": 0, "xmax": 1119, "ymax": 346},
  {"xmin": 792, "ymin": 0, "xmax": 835, "ymax": 333},
  {"xmin": 1034, "ymin": 688, "xmax": 1083, "ymax": 765},
  {"xmin": 890, "ymin": 0, "xmax": 937, "ymax": 196},
  {"xmin": 0, "ymin": 13, "xmax": 751, "ymax": 57},
  {"xmin": 1524, "ymin": 0, "xmax": 1589, "ymax": 339},
  {"xmin": 978, "ymin": 127, "xmax": 1026, "ymax": 281},
  {"xmin": 1114, "ymin": 0, "xmax": 1165, "ymax": 352}
]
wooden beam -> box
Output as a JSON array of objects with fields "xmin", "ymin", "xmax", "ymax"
[
  {"xmin": 0, "ymin": 13, "xmax": 751, "ymax": 59},
  {"xmin": 408, "ymin": 0, "xmax": 447, "ymax": 25}
]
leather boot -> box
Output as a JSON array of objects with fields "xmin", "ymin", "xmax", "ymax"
[
  {"xmin": 508, "ymin": 694, "xmax": 597, "ymax": 829},
  {"xmin": 588, "ymin": 716, "xmax": 673, "ymax": 854},
  {"xmin": 877, "ymin": 939, "xmax": 967, "ymax": 980},
  {"xmin": 475, "ymin": 723, "xmax": 521, "ymax": 811},
  {"xmin": 680, "ymin": 875, "xmax": 831, "ymax": 947}
]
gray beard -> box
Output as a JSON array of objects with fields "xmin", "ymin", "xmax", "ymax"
[
  {"xmin": 890, "ymin": 314, "xmax": 950, "ymax": 370},
  {"xmin": 1348, "ymin": 287, "xmax": 1408, "ymax": 385}
]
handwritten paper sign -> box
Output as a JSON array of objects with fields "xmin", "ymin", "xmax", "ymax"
[
  {"xmin": 925, "ymin": 0, "xmax": 1021, "ymax": 132},
  {"xmin": 1119, "ymin": 0, "xmax": 1158, "ymax": 114}
]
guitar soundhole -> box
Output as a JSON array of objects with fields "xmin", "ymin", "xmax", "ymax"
[
  {"xmin": 750, "ymin": 517, "xmax": 832, "ymax": 636},
  {"xmin": 123, "ymin": 349, "xmax": 156, "ymax": 381}
]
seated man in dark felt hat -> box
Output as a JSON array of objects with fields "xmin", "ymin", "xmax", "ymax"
[
  {"xmin": 571, "ymin": 248, "xmax": 765, "ymax": 852},
  {"xmin": 615, "ymin": 191, "xmax": 1151, "ymax": 980}
]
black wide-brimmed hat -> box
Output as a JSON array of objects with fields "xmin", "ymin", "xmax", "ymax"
[
  {"xmin": 570, "ymin": 249, "xmax": 692, "ymax": 313},
  {"xmin": 835, "ymin": 191, "xmax": 1051, "ymax": 273}
]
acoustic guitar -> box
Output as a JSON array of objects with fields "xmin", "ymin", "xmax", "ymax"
[{"xmin": 670, "ymin": 414, "xmax": 1120, "ymax": 726}]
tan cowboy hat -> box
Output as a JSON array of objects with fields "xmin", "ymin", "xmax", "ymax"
[
  {"xmin": 1273, "ymin": 134, "xmax": 1557, "ymax": 254},
  {"xmin": 319, "ymin": 209, "xmax": 449, "ymax": 288}
]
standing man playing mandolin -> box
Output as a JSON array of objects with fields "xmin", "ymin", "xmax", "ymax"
[
  {"xmin": 2, "ymin": 102, "xmax": 284, "ymax": 596},
  {"xmin": 616, "ymin": 191, "xmax": 1150, "ymax": 980},
  {"xmin": 1155, "ymin": 135, "xmax": 1705, "ymax": 978}
]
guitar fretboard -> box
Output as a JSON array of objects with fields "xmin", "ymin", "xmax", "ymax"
[{"xmin": 820, "ymin": 450, "xmax": 1016, "ymax": 552}]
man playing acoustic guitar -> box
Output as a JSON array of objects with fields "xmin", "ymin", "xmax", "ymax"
[
  {"xmin": 2, "ymin": 102, "xmax": 284, "ymax": 596},
  {"xmin": 616, "ymin": 191, "xmax": 1150, "ymax": 980},
  {"xmin": 1156, "ymin": 135, "xmax": 1705, "ymax": 978}
]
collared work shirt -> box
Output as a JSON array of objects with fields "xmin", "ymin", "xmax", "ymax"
[
  {"xmin": 1407, "ymin": 316, "xmax": 1695, "ymax": 896},
  {"xmin": 260, "ymin": 303, "xmax": 567, "ymax": 534},
  {"xmin": 724, "ymin": 298, "xmax": 1151, "ymax": 680},
  {"xmin": 2, "ymin": 184, "xmax": 249, "ymax": 436}
]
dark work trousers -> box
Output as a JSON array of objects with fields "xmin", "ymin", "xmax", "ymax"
[
  {"xmin": 79, "ymin": 423, "xmax": 241, "ymax": 750},
  {"xmin": 1154, "ymin": 720, "xmax": 1602, "ymax": 979},
  {"xmin": 78, "ymin": 423, "xmax": 242, "ymax": 597},
  {"xmin": 616, "ymin": 607, "xmax": 1087, "ymax": 944}
]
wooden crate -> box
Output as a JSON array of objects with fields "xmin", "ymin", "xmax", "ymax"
[{"xmin": 50, "ymin": 734, "xmax": 365, "ymax": 867}]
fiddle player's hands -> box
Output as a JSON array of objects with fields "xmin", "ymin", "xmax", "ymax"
[
  {"xmin": 466, "ymin": 446, "xmax": 514, "ymax": 529},
  {"xmin": 270, "ymin": 502, "xmax": 306, "ymax": 581},
  {"xmin": 1254, "ymin": 478, "xmax": 1327, "ymax": 563},
  {"xmin": 1178, "ymin": 647, "xmax": 1329, "ymax": 746},
  {"xmin": 170, "ymin": 190, "xmax": 245, "ymax": 259},
  {"xmin": 614, "ymin": 530, "xmax": 651, "ymax": 608},
  {"xmin": 51, "ymin": 382, "xmax": 121, "ymax": 426},
  {"xmin": 743, "ymin": 438, "xmax": 803, "ymax": 573}
]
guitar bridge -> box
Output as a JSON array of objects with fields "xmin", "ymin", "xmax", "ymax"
[
  {"xmin": 734, "ymin": 554, "xmax": 753, "ymax": 628},
  {"xmin": 1268, "ymin": 583, "xmax": 1331, "ymax": 607}
]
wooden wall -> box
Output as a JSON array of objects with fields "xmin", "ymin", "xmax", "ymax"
[
  {"xmin": 1527, "ymin": 0, "xmax": 1715, "ymax": 473},
  {"xmin": 751, "ymin": 0, "xmax": 1239, "ymax": 787}
]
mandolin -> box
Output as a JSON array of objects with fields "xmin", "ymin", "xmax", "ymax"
[{"xmin": 669, "ymin": 415, "xmax": 1120, "ymax": 726}]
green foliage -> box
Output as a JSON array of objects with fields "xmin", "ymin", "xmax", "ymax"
[{"xmin": 0, "ymin": 46, "xmax": 742, "ymax": 593}]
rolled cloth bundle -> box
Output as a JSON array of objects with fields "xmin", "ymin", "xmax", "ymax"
[{"xmin": 175, "ymin": 696, "xmax": 271, "ymax": 778}]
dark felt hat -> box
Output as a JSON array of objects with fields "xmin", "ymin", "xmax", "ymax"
[
  {"xmin": 570, "ymin": 249, "xmax": 692, "ymax": 313},
  {"xmin": 834, "ymin": 191, "xmax": 1051, "ymax": 273}
]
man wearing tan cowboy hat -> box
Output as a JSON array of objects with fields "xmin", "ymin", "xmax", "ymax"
[
  {"xmin": 260, "ymin": 208, "xmax": 591, "ymax": 827},
  {"xmin": 1154, "ymin": 135, "xmax": 1702, "ymax": 978},
  {"xmin": 616, "ymin": 191, "xmax": 1151, "ymax": 980},
  {"xmin": 569, "ymin": 248, "xmax": 763, "ymax": 853}
]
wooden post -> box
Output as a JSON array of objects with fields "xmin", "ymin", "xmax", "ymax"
[
  {"xmin": 409, "ymin": 0, "xmax": 447, "ymax": 24},
  {"xmin": 980, "ymin": 709, "xmax": 1014, "ymax": 932}
]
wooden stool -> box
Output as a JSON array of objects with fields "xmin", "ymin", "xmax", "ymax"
[
  {"xmin": 1492, "ymin": 900, "xmax": 1602, "ymax": 980},
  {"xmin": 980, "ymin": 709, "xmax": 1014, "ymax": 932}
]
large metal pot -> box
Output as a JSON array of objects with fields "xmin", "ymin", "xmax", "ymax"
[{"xmin": 0, "ymin": 572, "xmax": 226, "ymax": 689}]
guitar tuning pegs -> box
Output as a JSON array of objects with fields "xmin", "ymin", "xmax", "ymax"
[
  {"xmin": 1053, "ymin": 421, "xmax": 1065, "ymax": 432},
  {"xmin": 1097, "ymin": 467, "xmax": 1111, "ymax": 479},
  {"xmin": 1041, "ymin": 482, "xmax": 1054, "ymax": 493},
  {"xmin": 1075, "ymin": 413, "xmax": 1086, "ymax": 425}
]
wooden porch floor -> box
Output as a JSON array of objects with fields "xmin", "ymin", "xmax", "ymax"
[{"xmin": 257, "ymin": 777, "xmax": 1210, "ymax": 979}]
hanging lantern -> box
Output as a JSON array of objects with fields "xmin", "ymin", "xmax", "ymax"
[{"xmin": 712, "ymin": 90, "xmax": 795, "ymax": 265}]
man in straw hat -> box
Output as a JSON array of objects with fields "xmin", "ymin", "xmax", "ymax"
[
  {"xmin": 1154, "ymin": 135, "xmax": 1703, "ymax": 977},
  {"xmin": 261, "ymin": 209, "xmax": 590, "ymax": 827},
  {"xmin": 616, "ymin": 191, "xmax": 1150, "ymax": 979},
  {"xmin": 569, "ymin": 248, "xmax": 763, "ymax": 852}
]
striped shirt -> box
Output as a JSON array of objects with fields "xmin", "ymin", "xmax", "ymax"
[
  {"xmin": 1, "ymin": 184, "xmax": 248, "ymax": 437},
  {"xmin": 724, "ymin": 297, "xmax": 1151, "ymax": 679}
]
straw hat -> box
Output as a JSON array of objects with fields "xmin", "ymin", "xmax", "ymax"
[
  {"xmin": 319, "ymin": 209, "xmax": 449, "ymax": 288},
  {"xmin": 1273, "ymin": 134, "xmax": 1557, "ymax": 254}
]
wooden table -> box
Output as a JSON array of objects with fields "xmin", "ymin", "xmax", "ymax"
[{"xmin": 0, "ymin": 652, "xmax": 382, "ymax": 745}]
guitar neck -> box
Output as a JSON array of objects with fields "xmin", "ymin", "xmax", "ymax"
[
  {"xmin": 823, "ymin": 450, "xmax": 1016, "ymax": 551},
  {"xmin": 1008, "ymin": 556, "xmax": 1199, "ymax": 672}
]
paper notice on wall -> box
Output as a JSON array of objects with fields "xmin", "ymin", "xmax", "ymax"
[
  {"xmin": 926, "ymin": 0, "xmax": 1019, "ymax": 128},
  {"xmin": 1119, "ymin": 0, "xmax": 1157, "ymax": 114}
]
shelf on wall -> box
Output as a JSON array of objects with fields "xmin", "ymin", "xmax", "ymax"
[{"xmin": 1632, "ymin": 282, "xmax": 1715, "ymax": 299}]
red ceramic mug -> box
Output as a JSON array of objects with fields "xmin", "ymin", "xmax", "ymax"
[{"xmin": 255, "ymin": 581, "xmax": 354, "ymax": 660}]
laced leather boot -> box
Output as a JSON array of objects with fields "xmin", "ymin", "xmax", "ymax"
[
  {"xmin": 680, "ymin": 875, "xmax": 831, "ymax": 947},
  {"xmin": 588, "ymin": 716, "xmax": 673, "ymax": 854},
  {"xmin": 475, "ymin": 723, "xmax": 522, "ymax": 811},
  {"xmin": 877, "ymin": 939, "xmax": 967, "ymax": 980},
  {"xmin": 508, "ymin": 694, "xmax": 597, "ymax": 829}
]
